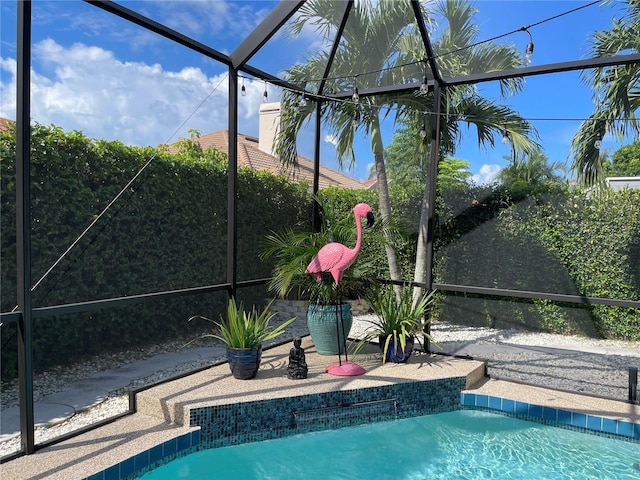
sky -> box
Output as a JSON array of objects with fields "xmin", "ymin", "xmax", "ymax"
[{"xmin": 0, "ymin": 0, "xmax": 635, "ymax": 185}]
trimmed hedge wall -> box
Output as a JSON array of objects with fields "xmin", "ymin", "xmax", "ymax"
[
  {"xmin": 1, "ymin": 124, "xmax": 311, "ymax": 378},
  {"xmin": 1, "ymin": 124, "xmax": 639, "ymax": 381},
  {"xmin": 434, "ymin": 184, "xmax": 640, "ymax": 339}
]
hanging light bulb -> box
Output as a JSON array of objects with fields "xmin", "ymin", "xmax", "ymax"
[
  {"xmin": 352, "ymin": 86, "xmax": 359, "ymax": 103},
  {"xmin": 594, "ymin": 133, "xmax": 602, "ymax": 149},
  {"xmin": 263, "ymin": 82, "xmax": 268, "ymax": 103},
  {"xmin": 241, "ymin": 78, "xmax": 246, "ymax": 97},
  {"xmin": 420, "ymin": 122, "xmax": 427, "ymax": 139},
  {"xmin": 502, "ymin": 129, "xmax": 510, "ymax": 144},
  {"xmin": 299, "ymin": 81, "xmax": 307, "ymax": 107},
  {"xmin": 525, "ymin": 41, "xmax": 534, "ymax": 65},
  {"xmin": 419, "ymin": 75, "xmax": 429, "ymax": 94},
  {"xmin": 522, "ymin": 27, "xmax": 534, "ymax": 65}
]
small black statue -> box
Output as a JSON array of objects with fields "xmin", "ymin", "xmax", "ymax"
[{"xmin": 287, "ymin": 336, "xmax": 308, "ymax": 379}]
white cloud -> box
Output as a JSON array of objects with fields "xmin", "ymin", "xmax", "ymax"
[
  {"xmin": 0, "ymin": 39, "xmax": 270, "ymax": 147},
  {"xmin": 471, "ymin": 164, "xmax": 501, "ymax": 185},
  {"xmin": 324, "ymin": 134, "xmax": 338, "ymax": 146}
]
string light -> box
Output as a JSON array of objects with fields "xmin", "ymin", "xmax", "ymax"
[
  {"xmin": 420, "ymin": 59, "xmax": 429, "ymax": 94},
  {"xmin": 420, "ymin": 122, "xmax": 427, "ymax": 138},
  {"xmin": 522, "ymin": 27, "xmax": 534, "ymax": 65},
  {"xmin": 299, "ymin": 81, "xmax": 307, "ymax": 107},
  {"xmin": 241, "ymin": 78, "xmax": 246, "ymax": 97},
  {"xmin": 594, "ymin": 133, "xmax": 602, "ymax": 149},
  {"xmin": 237, "ymin": 74, "xmax": 636, "ymax": 133},
  {"xmin": 420, "ymin": 75, "xmax": 429, "ymax": 94},
  {"xmin": 263, "ymin": 81, "xmax": 268, "ymax": 102},
  {"xmin": 502, "ymin": 129, "xmax": 510, "ymax": 144},
  {"xmin": 352, "ymin": 86, "xmax": 359, "ymax": 103}
]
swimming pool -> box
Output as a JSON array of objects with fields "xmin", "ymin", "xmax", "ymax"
[{"xmin": 138, "ymin": 410, "xmax": 640, "ymax": 479}]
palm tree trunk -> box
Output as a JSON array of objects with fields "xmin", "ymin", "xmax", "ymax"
[
  {"xmin": 413, "ymin": 190, "xmax": 429, "ymax": 303},
  {"xmin": 371, "ymin": 118, "xmax": 402, "ymax": 297}
]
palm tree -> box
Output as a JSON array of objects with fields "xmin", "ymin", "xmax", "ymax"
[
  {"xmin": 497, "ymin": 149, "xmax": 567, "ymax": 191},
  {"xmin": 570, "ymin": 0, "xmax": 640, "ymax": 186},
  {"xmin": 275, "ymin": 0, "xmax": 540, "ymax": 299},
  {"xmin": 393, "ymin": 0, "xmax": 540, "ymax": 300},
  {"xmin": 276, "ymin": 0, "xmax": 418, "ymax": 292}
]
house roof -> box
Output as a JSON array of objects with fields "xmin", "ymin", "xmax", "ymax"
[
  {"xmin": 188, "ymin": 130, "xmax": 366, "ymax": 190},
  {"xmin": 0, "ymin": 117, "xmax": 14, "ymax": 132}
]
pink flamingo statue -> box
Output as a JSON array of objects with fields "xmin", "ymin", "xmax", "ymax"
[{"xmin": 306, "ymin": 203, "xmax": 374, "ymax": 376}]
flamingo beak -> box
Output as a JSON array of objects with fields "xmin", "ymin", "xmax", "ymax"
[{"xmin": 365, "ymin": 212, "xmax": 374, "ymax": 228}]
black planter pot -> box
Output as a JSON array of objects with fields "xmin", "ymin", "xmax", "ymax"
[
  {"xmin": 226, "ymin": 347, "xmax": 262, "ymax": 379},
  {"xmin": 379, "ymin": 335, "xmax": 414, "ymax": 363}
]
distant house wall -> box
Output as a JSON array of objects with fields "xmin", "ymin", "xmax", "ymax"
[{"xmin": 605, "ymin": 177, "xmax": 640, "ymax": 191}]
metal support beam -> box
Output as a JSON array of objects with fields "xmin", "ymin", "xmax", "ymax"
[
  {"xmin": 312, "ymin": 102, "xmax": 322, "ymax": 232},
  {"xmin": 325, "ymin": 53, "xmax": 640, "ymax": 101},
  {"xmin": 410, "ymin": 0, "xmax": 441, "ymax": 84},
  {"xmin": 630, "ymin": 367, "xmax": 638, "ymax": 404},
  {"xmin": 424, "ymin": 83, "xmax": 441, "ymax": 291},
  {"xmin": 230, "ymin": 0, "xmax": 305, "ymax": 69},
  {"xmin": 227, "ymin": 69, "xmax": 239, "ymax": 299},
  {"xmin": 16, "ymin": 0, "xmax": 35, "ymax": 455},
  {"xmin": 84, "ymin": 1, "xmax": 231, "ymax": 66}
]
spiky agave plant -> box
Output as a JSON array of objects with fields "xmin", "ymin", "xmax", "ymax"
[{"xmin": 187, "ymin": 298, "xmax": 295, "ymax": 349}]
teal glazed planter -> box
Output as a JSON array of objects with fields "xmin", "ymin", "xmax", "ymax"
[
  {"xmin": 307, "ymin": 303, "xmax": 353, "ymax": 355},
  {"xmin": 227, "ymin": 347, "xmax": 262, "ymax": 379}
]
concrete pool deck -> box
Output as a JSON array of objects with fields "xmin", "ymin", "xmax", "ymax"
[{"xmin": 1, "ymin": 337, "xmax": 638, "ymax": 480}]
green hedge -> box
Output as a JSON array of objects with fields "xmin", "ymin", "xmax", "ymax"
[
  {"xmin": 434, "ymin": 184, "xmax": 640, "ymax": 339},
  {"xmin": 1, "ymin": 124, "xmax": 639, "ymax": 381},
  {"xmin": 0, "ymin": 124, "xmax": 311, "ymax": 378}
]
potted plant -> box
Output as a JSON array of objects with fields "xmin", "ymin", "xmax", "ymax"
[
  {"xmin": 260, "ymin": 197, "xmax": 377, "ymax": 355},
  {"xmin": 354, "ymin": 285, "xmax": 436, "ymax": 363},
  {"xmin": 188, "ymin": 298, "xmax": 295, "ymax": 379}
]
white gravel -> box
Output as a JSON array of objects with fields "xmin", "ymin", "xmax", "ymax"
[{"xmin": 1, "ymin": 316, "xmax": 639, "ymax": 458}]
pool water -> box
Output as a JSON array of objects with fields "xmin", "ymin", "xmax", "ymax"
[{"xmin": 140, "ymin": 410, "xmax": 640, "ymax": 479}]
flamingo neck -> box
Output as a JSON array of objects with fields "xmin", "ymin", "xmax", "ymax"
[{"xmin": 353, "ymin": 212, "xmax": 363, "ymax": 253}]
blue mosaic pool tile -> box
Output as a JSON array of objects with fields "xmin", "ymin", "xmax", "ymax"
[
  {"xmin": 542, "ymin": 406, "xmax": 558, "ymax": 422},
  {"xmin": 189, "ymin": 376, "xmax": 467, "ymax": 449},
  {"xmin": 464, "ymin": 393, "xmax": 640, "ymax": 442},
  {"xmin": 86, "ymin": 473, "xmax": 102, "ymax": 480},
  {"xmin": 557, "ymin": 409, "xmax": 572, "ymax": 426},
  {"xmin": 586, "ymin": 415, "xmax": 602, "ymax": 431},
  {"xmin": 603, "ymin": 417, "xmax": 618, "ymax": 435},
  {"xmin": 571, "ymin": 412, "xmax": 587, "ymax": 428},
  {"xmin": 178, "ymin": 433, "xmax": 191, "ymax": 452},
  {"xmin": 133, "ymin": 450, "xmax": 149, "ymax": 472},
  {"xmin": 529, "ymin": 404, "xmax": 543, "ymax": 418},
  {"xmin": 489, "ymin": 396, "xmax": 501, "ymax": 410},
  {"xmin": 120, "ymin": 457, "xmax": 135, "ymax": 478},
  {"xmin": 515, "ymin": 400, "xmax": 528, "ymax": 415},
  {"xmin": 501, "ymin": 398, "xmax": 515, "ymax": 413},
  {"xmin": 149, "ymin": 444, "xmax": 163, "ymax": 464},
  {"xmin": 163, "ymin": 438, "xmax": 177, "ymax": 457},
  {"xmin": 618, "ymin": 420, "xmax": 634, "ymax": 437},
  {"xmin": 460, "ymin": 392, "xmax": 474, "ymax": 406},
  {"xmin": 104, "ymin": 464, "xmax": 119, "ymax": 480}
]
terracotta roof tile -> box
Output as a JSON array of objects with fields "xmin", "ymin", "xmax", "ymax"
[{"xmin": 169, "ymin": 130, "xmax": 366, "ymax": 189}]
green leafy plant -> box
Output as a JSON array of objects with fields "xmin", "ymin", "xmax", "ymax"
[
  {"xmin": 260, "ymin": 195, "xmax": 380, "ymax": 305},
  {"xmin": 355, "ymin": 286, "xmax": 436, "ymax": 362},
  {"xmin": 188, "ymin": 298, "xmax": 296, "ymax": 349}
]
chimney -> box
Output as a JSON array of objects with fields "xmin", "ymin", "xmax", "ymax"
[{"xmin": 258, "ymin": 102, "xmax": 281, "ymax": 156}]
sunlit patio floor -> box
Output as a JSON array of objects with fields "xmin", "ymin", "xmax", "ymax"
[{"xmin": 1, "ymin": 336, "xmax": 638, "ymax": 480}]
